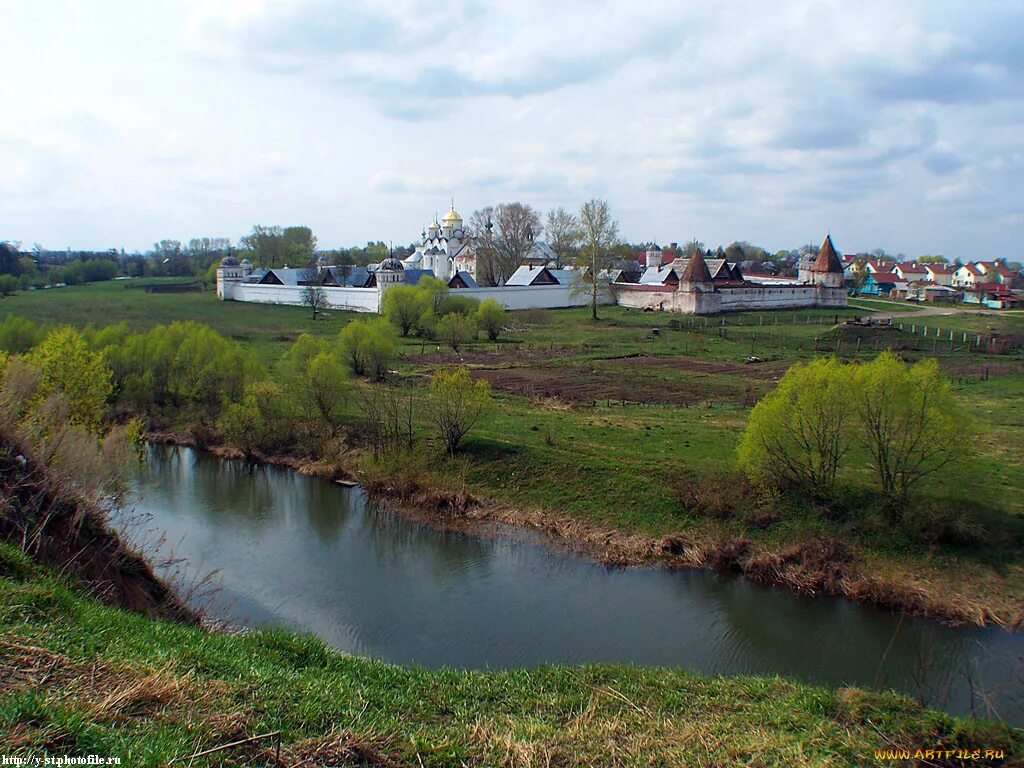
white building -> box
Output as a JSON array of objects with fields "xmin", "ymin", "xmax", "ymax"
[{"xmin": 403, "ymin": 205, "xmax": 473, "ymax": 283}]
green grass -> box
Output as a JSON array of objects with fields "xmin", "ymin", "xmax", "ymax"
[
  {"xmin": 1, "ymin": 544, "xmax": 1017, "ymax": 766},
  {"xmin": 848, "ymin": 297, "xmax": 925, "ymax": 313},
  {"xmin": 4, "ymin": 282, "xmax": 1023, "ymax": 621}
]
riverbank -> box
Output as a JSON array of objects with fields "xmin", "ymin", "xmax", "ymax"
[
  {"xmin": 2, "ymin": 540, "xmax": 1019, "ymax": 766},
  {"xmin": 146, "ymin": 431, "xmax": 1021, "ymax": 629}
]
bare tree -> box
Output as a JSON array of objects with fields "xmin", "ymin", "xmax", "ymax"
[
  {"xmin": 575, "ymin": 198, "xmax": 619, "ymax": 320},
  {"xmin": 299, "ymin": 269, "xmax": 330, "ymax": 320},
  {"xmin": 469, "ymin": 203, "xmax": 541, "ymax": 285},
  {"xmin": 545, "ymin": 206, "xmax": 581, "ymax": 268}
]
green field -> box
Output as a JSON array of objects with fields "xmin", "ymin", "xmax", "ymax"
[
  {"xmin": 1, "ymin": 543, "xmax": 1017, "ymax": 766},
  {"xmin": 2, "ymin": 280, "xmax": 1023, "ymax": 623}
]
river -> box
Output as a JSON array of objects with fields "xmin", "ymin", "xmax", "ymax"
[{"xmin": 124, "ymin": 444, "xmax": 1024, "ymax": 724}]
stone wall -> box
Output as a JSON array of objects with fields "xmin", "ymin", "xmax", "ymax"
[
  {"xmin": 612, "ymin": 283, "xmax": 846, "ymax": 315},
  {"xmin": 227, "ymin": 283, "xmax": 381, "ymax": 312}
]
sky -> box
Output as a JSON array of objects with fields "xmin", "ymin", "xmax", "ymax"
[{"xmin": 2, "ymin": 0, "xmax": 1023, "ymax": 260}]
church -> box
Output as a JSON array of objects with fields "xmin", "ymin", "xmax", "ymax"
[{"xmin": 402, "ymin": 204, "xmax": 476, "ymax": 283}]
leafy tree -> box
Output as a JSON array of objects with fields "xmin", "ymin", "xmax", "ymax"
[
  {"xmin": 426, "ymin": 367, "xmax": 492, "ymax": 455},
  {"xmin": 240, "ymin": 225, "xmax": 285, "ymax": 268},
  {"xmin": 0, "ymin": 315, "xmax": 46, "ymax": 354},
  {"xmin": 287, "ymin": 335, "xmax": 351, "ymax": 438},
  {"xmin": 436, "ymin": 313, "xmax": 476, "ymax": 352},
  {"xmin": 476, "ymin": 299, "xmax": 506, "ymax": 342},
  {"xmin": 338, "ymin": 318, "xmax": 396, "ymax": 380},
  {"xmin": 0, "ymin": 242, "xmax": 21, "ymax": 275},
  {"xmin": 576, "ymin": 198, "xmax": 620, "ymax": 320},
  {"xmin": 0, "ymin": 274, "xmax": 19, "ymax": 296},
  {"xmin": 283, "ymin": 226, "xmax": 317, "ymax": 265},
  {"xmin": 217, "ymin": 380, "xmax": 285, "ymax": 459},
  {"xmin": 853, "ymin": 352, "xmax": 969, "ymax": 513},
  {"xmin": 27, "ymin": 327, "xmax": 113, "ymax": 433},
  {"xmin": 737, "ymin": 357, "xmax": 854, "ymax": 501},
  {"xmin": 383, "ymin": 285, "xmax": 424, "ymax": 336}
]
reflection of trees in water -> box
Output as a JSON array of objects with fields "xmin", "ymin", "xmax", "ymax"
[
  {"xmin": 358, "ymin": 500, "xmax": 498, "ymax": 587},
  {"xmin": 663, "ymin": 570, "xmax": 1014, "ymax": 721}
]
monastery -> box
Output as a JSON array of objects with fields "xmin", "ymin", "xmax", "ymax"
[{"xmin": 218, "ymin": 207, "xmax": 847, "ymax": 315}]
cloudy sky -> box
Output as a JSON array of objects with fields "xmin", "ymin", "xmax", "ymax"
[{"xmin": 2, "ymin": 1, "xmax": 1022, "ymax": 258}]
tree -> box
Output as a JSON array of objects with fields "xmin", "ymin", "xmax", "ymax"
[
  {"xmin": 0, "ymin": 275, "xmax": 18, "ymax": 296},
  {"xmin": 545, "ymin": 207, "xmax": 581, "ymax": 268},
  {"xmin": 240, "ymin": 225, "xmax": 285, "ymax": 268},
  {"xmin": 853, "ymin": 353, "xmax": 969, "ymax": 513},
  {"xmin": 217, "ymin": 380, "xmax": 284, "ymax": 459},
  {"xmin": 737, "ymin": 357, "xmax": 854, "ymax": 501},
  {"xmin": 0, "ymin": 242, "xmax": 21, "ymax": 275},
  {"xmin": 0, "ymin": 316, "xmax": 46, "ymax": 354},
  {"xmin": 476, "ymin": 299, "xmax": 506, "ymax": 341},
  {"xmin": 425, "ymin": 367, "xmax": 491, "ymax": 455},
  {"xmin": 436, "ymin": 313, "xmax": 476, "ymax": 352},
  {"xmin": 27, "ymin": 327, "xmax": 113, "ymax": 433},
  {"xmin": 682, "ymin": 239, "xmax": 705, "ymax": 258},
  {"xmin": 470, "ymin": 203, "xmax": 542, "ymax": 286},
  {"xmin": 383, "ymin": 285, "xmax": 424, "ymax": 336},
  {"xmin": 287, "ymin": 336, "xmax": 351, "ymax": 438},
  {"xmin": 299, "ymin": 270, "xmax": 330, "ymax": 320},
  {"xmin": 338, "ymin": 318, "xmax": 396, "ymax": 380},
  {"xmin": 282, "ymin": 226, "xmax": 317, "ymax": 266},
  {"xmin": 575, "ymin": 198, "xmax": 620, "ymax": 320}
]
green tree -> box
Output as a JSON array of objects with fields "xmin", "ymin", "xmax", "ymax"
[
  {"xmin": 426, "ymin": 367, "xmax": 492, "ymax": 455},
  {"xmin": 27, "ymin": 327, "xmax": 113, "ymax": 433},
  {"xmin": 436, "ymin": 313, "xmax": 476, "ymax": 352},
  {"xmin": 338, "ymin": 318, "xmax": 396, "ymax": 380},
  {"xmin": 383, "ymin": 285, "xmax": 424, "ymax": 336},
  {"xmin": 217, "ymin": 380, "xmax": 283, "ymax": 459},
  {"xmin": 853, "ymin": 352, "xmax": 969, "ymax": 513},
  {"xmin": 286, "ymin": 335, "xmax": 351, "ymax": 437},
  {"xmin": 476, "ymin": 299, "xmax": 506, "ymax": 342},
  {"xmin": 737, "ymin": 357, "xmax": 853, "ymax": 501},
  {"xmin": 0, "ymin": 274, "xmax": 19, "ymax": 296},
  {"xmin": 0, "ymin": 315, "xmax": 46, "ymax": 354}
]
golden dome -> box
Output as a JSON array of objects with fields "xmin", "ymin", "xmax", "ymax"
[{"xmin": 443, "ymin": 206, "xmax": 462, "ymax": 224}]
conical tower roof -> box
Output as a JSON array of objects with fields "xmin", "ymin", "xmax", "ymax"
[
  {"xmin": 679, "ymin": 250, "xmax": 712, "ymax": 282},
  {"xmin": 811, "ymin": 234, "xmax": 843, "ymax": 274}
]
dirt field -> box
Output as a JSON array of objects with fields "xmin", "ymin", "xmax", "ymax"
[{"xmin": 469, "ymin": 355, "xmax": 787, "ymax": 405}]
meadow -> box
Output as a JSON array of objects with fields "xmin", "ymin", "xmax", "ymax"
[{"xmin": 2, "ymin": 280, "xmax": 1022, "ymax": 623}]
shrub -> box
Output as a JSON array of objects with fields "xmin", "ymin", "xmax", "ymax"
[
  {"xmin": 737, "ymin": 356, "xmax": 853, "ymax": 501},
  {"xmin": 853, "ymin": 352, "xmax": 970, "ymax": 514},
  {"xmin": 425, "ymin": 367, "xmax": 492, "ymax": 455},
  {"xmin": 435, "ymin": 313, "xmax": 476, "ymax": 352},
  {"xmin": 476, "ymin": 299, "xmax": 507, "ymax": 341},
  {"xmin": 0, "ymin": 315, "xmax": 46, "ymax": 354},
  {"xmin": 27, "ymin": 327, "xmax": 113, "ymax": 433},
  {"xmin": 0, "ymin": 274, "xmax": 18, "ymax": 296},
  {"xmin": 338, "ymin": 317, "xmax": 396, "ymax": 380},
  {"xmin": 383, "ymin": 285, "xmax": 423, "ymax": 336}
]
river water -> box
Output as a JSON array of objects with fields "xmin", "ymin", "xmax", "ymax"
[{"xmin": 125, "ymin": 444, "xmax": 1023, "ymax": 723}]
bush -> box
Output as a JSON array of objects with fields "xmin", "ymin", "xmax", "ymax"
[
  {"xmin": 216, "ymin": 380, "xmax": 293, "ymax": 457},
  {"xmin": 476, "ymin": 299, "xmax": 507, "ymax": 341},
  {"xmin": 675, "ymin": 466, "xmax": 756, "ymax": 520},
  {"xmin": 737, "ymin": 356, "xmax": 853, "ymax": 501},
  {"xmin": 383, "ymin": 285, "xmax": 423, "ymax": 336},
  {"xmin": 435, "ymin": 313, "xmax": 476, "ymax": 352},
  {"xmin": 853, "ymin": 352, "xmax": 970, "ymax": 514},
  {"xmin": 0, "ymin": 315, "xmax": 46, "ymax": 354},
  {"xmin": 0, "ymin": 274, "xmax": 18, "ymax": 296},
  {"xmin": 27, "ymin": 327, "xmax": 113, "ymax": 433},
  {"xmin": 338, "ymin": 317, "xmax": 396, "ymax": 380},
  {"xmin": 425, "ymin": 366, "xmax": 491, "ymax": 455}
]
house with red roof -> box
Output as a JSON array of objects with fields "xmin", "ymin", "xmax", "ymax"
[{"xmin": 953, "ymin": 263, "xmax": 983, "ymax": 288}]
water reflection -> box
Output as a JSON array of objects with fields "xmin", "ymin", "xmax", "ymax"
[{"xmin": 127, "ymin": 445, "xmax": 1024, "ymax": 724}]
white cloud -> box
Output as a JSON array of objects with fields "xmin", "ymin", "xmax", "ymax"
[{"xmin": 1, "ymin": 0, "xmax": 1022, "ymax": 259}]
